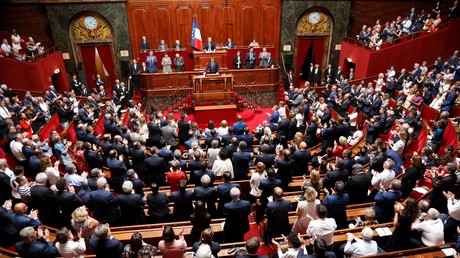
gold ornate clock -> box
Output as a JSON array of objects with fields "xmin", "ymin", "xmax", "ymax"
[
  {"xmin": 297, "ymin": 11, "xmax": 332, "ymax": 34},
  {"xmin": 72, "ymin": 14, "xmax": 112, "ymax": 40}
]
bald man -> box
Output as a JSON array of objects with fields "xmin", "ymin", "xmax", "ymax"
[
  {"xmin": 291, "ymin": 141, "xmax": 311, "ymax": 176},
  {"xmin": 11, "ymin": 203, "xmax": 41, "ymax": 231},
  {"xmin": 264, "ymin": 187, "xmax": 292, "ymax": 244},
  {"xmin": 232, "ymin": 115, "xmax": 247, "ymax": 135}
]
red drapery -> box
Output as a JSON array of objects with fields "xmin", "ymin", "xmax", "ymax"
[
  {"xmin": 312, "ymin": 38, "xmax": 325, "ymax": 70},
  {"xmin": 79, "ymin": 46, "xmax": 96, "ymax": 89},
  {"xmin": 96, "ymin": 45, "xmax": 116, "ymax": 86},
  {"xmin": 295, "ymin": 39, "xmax": 311, "ymax": 86}
]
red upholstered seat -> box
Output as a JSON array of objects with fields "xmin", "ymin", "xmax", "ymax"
[
  {"xmin": 194, "ymin": 102, "xmax": 202, "ymax": 106},
  {"xmin": 223, "ymin": 100, "xmax": 231, "ymax": 105},
  {"xmin": 203, "ymin": 102, "xmax": 211, "ymax": 106},
  {"xmin": 210, "ymin": 101, "xmax": 218, "ymax": 105}
]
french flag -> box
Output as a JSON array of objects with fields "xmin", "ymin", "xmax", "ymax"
[{"xmin": 191, "ymin": 17, "xmax": 203, "ymax": 51}]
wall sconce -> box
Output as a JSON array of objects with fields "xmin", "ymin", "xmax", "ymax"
[
  {"xmin": 54, "ymin": 69, "xmax": 60, "ymax": 74},
  {"xmin": 346, "ymin": 58, "xmax": 353, "ymax": 63}
]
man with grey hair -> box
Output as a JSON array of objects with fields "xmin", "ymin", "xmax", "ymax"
[
  {"xmin": 223, "ymin": 187, "xmax": 251, "ymax": 243},
  {"xmin": 373, "ymin": 179, "xmax": 402, "ymax": 223},
  {"xmin": 323, "ymin": 157, "xmax": 348, "ymax": 192},
  {"xmin": 347, "ymin": 163, "xmax": 372, "ymax": 204},
  {"xmin": 194, "ymin": 174, "xmax": 217, "ymax": 217},
  {"xmin": 371, "ymin": 159, "xmax": 395, "ymax": 191},
  {"xmin": 30, "ymin": 172, "xmax": 61, "ymax": 227},
  {"xmin": 117, "ymin": 180, "xmax": 145, "ymax": 225},
  {"xmin": 343, "ymin": 227, "xmax": 378, "ymax": 256},
  {"xmin": 15, "ymin": 226, "xmax": 59, "ymax": 257},
  {"xmin": 89, "ymin": 224, "xmax": 124, "ymax": 257},
  {"xmin": 89, "ymin": 177, "xmax": 120, "ymax": 224},
  {"xmin": 410, "ymin": 208, "xmax": 445, "ymax": 247}
]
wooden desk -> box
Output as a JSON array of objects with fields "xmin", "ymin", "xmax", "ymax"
[
  {"xmin": 193, "ymin": 50, "xmax": 228, "ymax": 70},
  {"xmin": 194, "ymin": 104, "xmax": 237, "ymax": 124},
  {"xmin": 192, "ymin": 73, "xmax": 234, "ymax": 100}
]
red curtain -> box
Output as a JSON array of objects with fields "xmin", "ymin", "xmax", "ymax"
[
  {"xmin": 312, "ymin": 38, "xmax": 325, "ymax": 70},
  {"xmin": 79, "ymin": 46, "xmax": 96, "ymax": 89},
  {"xmin": 295, "ymin": 39, "xmax": 312, "ymax": 86},
  {"xmin": 96, "ymin": 45, "xmax": 116, "ymax": 86}
]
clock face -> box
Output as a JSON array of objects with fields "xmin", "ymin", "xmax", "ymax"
[
  {"xmin": 84, "ymin": 16, "xmax": 98, "ymax": 30},
  {"xmin": 308, "ymin": 12, "xmax": 320, "ymax": 24}
]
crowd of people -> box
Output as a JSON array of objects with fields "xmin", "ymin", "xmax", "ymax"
[
  {"xmin": 0, "ymin": 36, "xmax": 460, "ymax": 257},
  {"xmin": 356, "ymin": 2, "xmax": 459, "ymax": 50},
  {"xmin": 0, "ymin": 29, "xmax": 45, "ymax": 61}
]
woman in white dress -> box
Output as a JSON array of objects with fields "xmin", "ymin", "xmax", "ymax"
[
  {"xmin": 216, "ymin": 120, "xmax": 229, "ymax": 136},
  {"xmin": 162, "ymin": 53, "xmax": 172, "ymax": 73},
  {"xmin": 211, "ymin": 149, "xmax": 234, "ymax": 179},
  {"xmin": 11, "ymin": 29, "xmax": 23, "ymax": 51},
  {"xmin": 41, "ymin": 156, "xmax": 60, "ymax": 186},
  {"xmin": 249, "ymin": 162, "xmax": 267, "ymax": 202},
  {"xmin": 292, "ymin": 186, "xmax": 320, "ymax": 234}
]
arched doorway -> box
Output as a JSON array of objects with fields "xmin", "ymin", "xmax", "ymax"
[
  {"xmin": 70, "ymin": 12, "xmax": 119, "ymax": 90},
  {"xmin": 294, "ymin": 8, "xmax": 333, "ymax": 87}
]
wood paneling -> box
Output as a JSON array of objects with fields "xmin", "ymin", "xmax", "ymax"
[{"xmin": 127, "ymin": 0, "xmax": 281, "ymax": 61}]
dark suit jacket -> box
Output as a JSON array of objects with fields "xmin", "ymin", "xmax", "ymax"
[
  {"xmin": 223, "ymin": 200, "xmax": 251, "ymax": 237},
  {"xmin": 232, "ymin": 151, "xmax": 252, "ymax": 178},
  {"xmin": 265, "ymin": 199, "xmax": 292, "ymax": 235},
  {"xmin": 170, "ymin": 190, "xmax": 194, "ymax": 220},
  {"xmin": 204, "ymin": 42, "xmax": 216, "ymax": 52},
  {"xmin": 145, "ymin": 155, "xmax": 166, "ymax": 184},
  {"xmin": 373, "ymin": 190, "xmax": 403, "ymax": 222},
  {"xmin": 177, "ymin": 119, "xmax": 190, "ymax": 142},
  {"xmin": 194, "ymin": 186, "xmax": 217, "ymax": 216},
  {"xmin": 255, "ymin": 153, "xmax": 275, "ymax": 169},
  {"xmin": 89, "ymin": 189, "xmax": 119, "ymax": 224},
  {"xmin": 206, "ymin": 61, "xmax": 219, "ymax": 74},
  {"xmin": 233, "ymin": 55, "xmax": 243, "ymax": 69},
  {"xmin": 291, "ymin": 150, "xmax": 311, "ymax": 176},
  {"xmin": 147, "ymin": 192, "xmax": 170, "ymax": 219},
  {"xmin": 346, "ymin": 173, "xmax": 372, "ymax": 204},
  {"xmin": 0, "ymin": 171, "xmax": 12, "ymax": 203},
  {"xmin": 259, "ymin": 178, "xmax": 282, "ymax": 204},
  {"xmin": 323, "ymin": 169, "xmax": 349, "ymax": 191},
  {"xmin": 117, "ymin": 193, "xmax": 146, "ymax": 225},
  {"xmin": 275, "ymin": 158, "xmax": 295, "ymax": 190},
  {"xmin": 217, "ymin": 182, "xmax": 240, "ymax": 215},
  {"xmin": 276, "ymin": 118, "xmax": 290, "ymax": 139},
  {"xmin": 30, "ymin": 185, "xmax": 61, "ymax": 227},
  {"xmin": 430, "ymin": 174, "xmax": 456, "ymax": 213},
  {"xmin": 54, "ymin": 190, "xmax": 83, "ymax": 227},
  {"xmin": 15, "ymin": 240, "xmax": 59, "ymax": 258},
  {"xmin": 90, "ymin": 237, "xmax": 124, "ymax": 258},
  {"xmin": 12, "ymin": 214, "xmax": 42, "ymax": 231},
  {"xmin": 193, "ymin": 170, "xmax": 215, "ymax": 187}
]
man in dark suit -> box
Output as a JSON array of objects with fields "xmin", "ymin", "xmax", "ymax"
[
  {"xmin": 193, "ymin": 160, "xmax": 216, "ymax": 186},
  {"xmin": 370, "ymin": 92, "xmax": 383, "ymax": 116},
  {"xmin": 146, "ymin": 182, "xmax": 171, "ymax": 223},
  {"xmin": 177, "ymin": 113, "xmax": 190, "ymax": 146},
  {"xmin": 312, "ymin": 64, "xmax": 321, "ymax": 85},
  {"xmin": 217, "ymin": 171, "xmax": 240, "ymax": 216},
  {"xmin": 255, "ymin": 144, "xmax": 275, "ymax": 168},
  {"xmin": 0, "ymin": 200, "xmax": 18, "ymax": 247},
  {"xmin": 430, "ymin": 163, "xmax": 457, "ymax": 214},
  {"xmin": 140, "ymin": 35, "xmax": 150, "ymax": 51},
  {"xmin": 205, "ymin": 57, "xmax": 219, "ymax": 74},
  {"xmin": 238, "ymin": 127, "xmax": 254, "ymax": 151},
  {"xmin": 15, "ymin": 226, "xmax": 59, "ymax": 258},
  {"xmin": 372, "ymin": 179, "xmax": 403, "ymax": 222},
  {"xmin": 395, "ymin": 69, "xmax": 406, "ymax": 90},
  {"xmin": 130, "ymin": 59, "xmax": 141, "ymax": 93},
  {"xmin": 205, "ymin": 129, "xmax": 221, "ymax": 149},
  {"xmin": 12, "ymin": 203, "xmax": 41, "ymax": 231},
  {"xmin": 117, "ymin": 181, "xmax": 146, "ymax": 225},
  {"xmin": 323, "ymin": 158, "xmax": 349, "ymax": 192},
  {"xmin": 204, "ymin": 37, "xmax": 216, "ymax": 52},
  {"xmin": 90, "ymin": 224, "xmax": 124, "ymax": 258},
  {"xmin": 106, "ymin": 149, "xmax": 127, "ymax": 194},
  {"xmin": 324, "ymin": 64, "xmax": 334, "ymax": 78},
  {"xmin": 194, "ymin": 174, "xmax": 217, "ymax": 217},
  {"xmin": 223, "ymin": 187, "xmax": 251, "ymax": 243},
  {"xmin": 246, "ymin": 47, "xmax": 256, "ymax": 68},
  {"xmin": 346, "ymin": 164, "xmax": 372, "ymax": 204},
  {"xmin": 54, "ymin": 178, "xmax": 83, "ymax": 228},
  {"xmin": 275, "ymin": 149, "xmax": 295, "ymax": 191},
  {"xmin": 233, "ymin": 51, "xmax": 243, "ymax": 69},
  {"xmin": 291, "ymin": 142, "xmax": 311, "ymax": 176},
  {"xmin": 276, "ymin": 115, "xmax": 290, "ymax": 139},
  {"xmin": 342, "ymin": 149, "xmax": 356, "ymax": 175},
  {"xmin": 89, "ymin": 177, "xmax": 120, "ymax": 224},
  {"xmin": 145, "ymin": 146, "xmax": 166, "ymax": 185},
  {"xmin": 70, "ymin": 74, "xmax": 82, "ymax": 96},
  {"xmin": 305, "ymin": 116, "xmax": 319, "ymax": 147},
  {"xmin": 366, "ymin": 116, "xmax": 382, "ymax": 144},
  {"xmin": 257, "ymin": 168, "xmax": 282, "ymax": 222},
  {"xmin": 30, "ymin": 173, "xmax": 61, "ymax": 228},
  {"xmin": 170, "ymin": 179, "xmax": 194, "ymax": 221},
  {"xmin": 0, "ymin": 167, "xmax": 12, "ymax": 203},
  {"xmin": 232, "ymin": 141, "xmax": 253, "ymax": 180},
  {"xmin": 265, "ymin": 187, "xmax": 292, "ymax": 244},
  {"xmin": 233, "ymin": 115, "xmax": 247, "ymax": 135}
]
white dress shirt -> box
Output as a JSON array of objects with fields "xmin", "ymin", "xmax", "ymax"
[
  {"xmin": 412, "ymin": 219, "xmax": 445, "ymax": 246},
  {"xmin": 55, "ymin": 238, "xmax": 86, "ymax": 258},
  {"xmin": 344, "ymin": 239, "xmax": 378, "ymax": 256},
  {"xmin": 371, "ymin": 169, "xmax": 395, "ymax": 190},
  {"xmin": 447, "ymin": 199, "xmax": 460, "ymax": 221},
  {"xmin": 212, "ymin": 158, "xmax": 234, "ymax": 178},
  {"xmin": 307, "ymin": 218, "xmax": 337, "ymax": 246},
  {"xmin": 10, "ymin": 141, "xmax": 26, "ymax": 161}
]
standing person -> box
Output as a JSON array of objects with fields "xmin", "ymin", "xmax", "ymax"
[
  {"xmin": 233, "ymin": 51, "xmax": 243, "ymax": 69},
  {"xmin": 205, "ymin": 57, "xmax": 219, "ymax": 74},
  {"xmin": 223, "ymin": 187, "xmax": 251, "ymax": 243},
  {"xmin": 192, "ymin": 228, "xmax": 221, "ymax": 258},
  {"xmin": 190, "ymin": 200, "xmax": 211, "ymax": 244},
  {"xmin": 140, "ymin": 36, "xmax": 150, "ymax": 52},
  {"xmin": 162, "ymin": 53, "xmax": 172, "ymax": 74},
  {"xmin": 323, "ymin": 181, "xmax": 349, "ymax": 229},
  {"xmin": 71, "ymin": 206, "xmax": 99, "ymax": 255},
  {"xmin": 146, "ymin": 51, "xmax": 157, "ymax": 73},
  {"xmin": 55, "ymin": 227, "xmax": 86, "ymax": 258},
  {"xmin": 158, "ymin": 226, "xmax": 187, "ymax": 258},
  {"xmin": 90, "ymin": 224, "xmax": 124, "ymax": 258},
  {"xmin": 264, "ymin": 187, "xmax": 292, "ymax": 244},
  {"xmin": 249, "ymin": 162, "xmax": 267, "ymax": 203},
  {"xmin": 385, "ymin": 198, "xmax": 419, "ymax": 251},
  {"xmin": 174, "ymin": 53, "xmax": 185, "ymax": 72},
  {"xmin": 130, "ymin": 59, "xmax": 141, "ymax": 94},
  {"xmin": 292, "ymin": 186, "xmax": 320, "ymax": 234},
  {"xmin": 15, "ymin": 226, "xmax": 59, "ymax": 258},
  {"xmin": 123, "ymin": 232, "xmax": 158, "ymax": 258},
  {"xmin": 246, "ymin": 47, "xmax": 256, "ymax": 68},
  {"xmin": 146, "ymin": 182, "xmax": 171, "ymax": 223}
]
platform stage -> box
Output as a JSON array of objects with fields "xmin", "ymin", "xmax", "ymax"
[{"xmin": 194, "ymin": 104, "xmax": 237, "ymax": 124}]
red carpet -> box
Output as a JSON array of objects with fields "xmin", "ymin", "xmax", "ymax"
[
  {"xmin": 242, "ymin": 214, "xmax": 278, "ymax": 257},
  {"xmin": 166, "ymin": 108, "xmax": 273, "ymax": 132}
]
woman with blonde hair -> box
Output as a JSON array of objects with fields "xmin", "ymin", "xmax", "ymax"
[
  {"xmin": 216, "ymin": 120, "xmax": 229, "ymax": 136},
  {"xmin": 249, "ymin": 162, "xmax": 267, "ymax": 203},
  {"xmin": 301, "ymin": 170, "xmax": 323, "ymax": 194},
  {"xmin": 71, "ymin": 206, "xmax": 100, "ymax": 254},
  {"xmin": 349, "ymin": 208, "xmax": 379, "ymax": 228},
  {"xmin": 292, "ymin": 186, "xmax": 320, "ymax": 234},
  {"xmin": 259, "ymin": 126, "xmax": 273, "ymax": 145}
]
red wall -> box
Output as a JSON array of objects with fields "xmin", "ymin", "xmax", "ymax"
[
  {"xmin": 339, "ymin": 18, "xmax": 460, "ymax": 79},
  {"xmin": 0, "ymin": 51, "xmax": 69, "ymax": 93}
]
